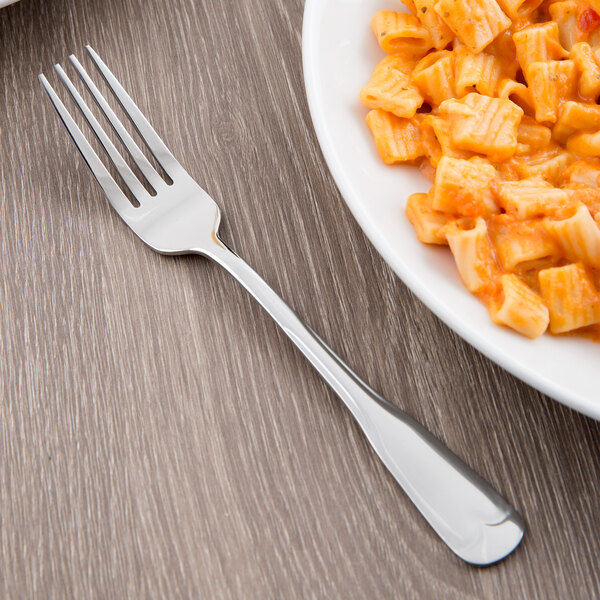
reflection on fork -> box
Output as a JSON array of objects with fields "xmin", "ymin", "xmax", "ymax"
[{"xmin": 39, "ymin": 46, "xmax": 524, "ymax": 565}]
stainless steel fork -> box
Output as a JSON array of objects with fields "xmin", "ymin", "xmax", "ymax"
[{"xmin": 40, "ymin": 46, "xmax": 524, "ymax": 565}]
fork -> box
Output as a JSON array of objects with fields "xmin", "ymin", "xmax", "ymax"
[{"xmin": 39, "ymin": 46, "xmax": 524, "ymax": 565}]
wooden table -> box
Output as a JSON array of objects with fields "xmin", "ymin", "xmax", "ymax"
[{"xmin": 2, "ymin": 0, "xmax": 600, "ymax": 597}]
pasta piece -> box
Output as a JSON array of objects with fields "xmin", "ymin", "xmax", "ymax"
[
  {"xmin": 515, "ymin": 115, "xmax": 552, "ymax": 154},
  {"xmin": 444, "ymin": 217, "xmax": 501, "ymax": 292},
  {"xmin": 525, "ymin": 60, "xmax": 577, "ymax": 123},
  {"xmin": 489, "ymin": 274, "xmax": 549, "ymax": 338},
  {"xmin": 497, "ymin": 79, "xmax": 535, "ymax": 115},
  {"xmin": 553, "ymin": 101, "xmax": 600, "ymax": 144},
  {"xmin": 486, "ymin": 28, "xmax": 517, "ymax": 57},
  {"xmin": 560, "ymin": 160, "xmax": 600, "ymax": 187},
  {"xmin": 494, "ymin": 159, "xmax": 519, "ymax": 181},
  {"xmin": 419, "ymin": 114, "xmax": 473, "ymax": 165},
  {"xmin": 544, "ymin": 203, "xmax": 600, "ymax": 266},
  {"xmin": 495, "ymin": 178, "xmax": 570, "ymax": 218},
  {"xmin": 510, "ymin": 147, "xmax": 574, "ymax": 183},
  {"xmin": 562, "ymin": 183, "xmax": 600, "ymax": 222},
  {"xmin": 371, "ymin": 11, "xmax": 434, "ymax": 58},
  {"xmin": 539, "ymin": 263, "xmax": 600, "ymax": 332},
  {"xmin": 411, "ymin": 50, "xmax": 456, "ymax": 105},
  {"xmin": 512, "ymin": 22, "xmax": 568, "ymax": 73},
  {"xmin": 405, "ymin": 192, "xmax": 454, "ymax": 244},
  {"xmin": 570, "ymin": 42, "xmax": 600, "ymax": 99},
  {"xmin": 496, "ymin": 0, "xmax": 544, "ymax": 18},
  {"xmin": 414, "ymin": 0, "xmax": 455, "ymax": 48},
  {"xmin": 440, "ymin": 93, "xmax": 523, "ymax": 161},
  {"xmin": 549, "ymin": 1, "xmax": 585, "ymax": 50},
  {"xmin": 453, "ymin": 48, "xmax": 514, "ymax": 96},
  {"xmin": 419, "ymin": 118, "xmax": 444, "ymax": 166},
  {"xmin": 372, "ymin": 53, "xmax": 417, "ymax": 75},
  {"xmin": 567, "ymin": 130, "xmax": 600, "ymax": 157},
  {"xmin": 401, "ymin": 0, "xmax": 418, "ymax": 15},
  {"xmin": 433, "ymin": 0, "xmax": 511, "ymax": 53},
  {"xmin": 431, "ymin": 156, "xmax": 499, "ymax": 216},
  {"xmin": 488, "ymin": 214, "xmax": 561, "ymax": 270},
  {"xmin": 550, "ymin": 2, "xmax": 600, "ymax": 47},
  {"xmin": 365, "ymin": 110, "xmax": 424, "ymax": 164},
  {"xmin": 360, "ymin": 55, "xmax": 424, "ymax": 118}
]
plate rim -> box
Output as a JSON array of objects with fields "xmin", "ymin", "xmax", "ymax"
[{"xmin": 301, "ymin": 0, "xmax": 600, "ymax": 420}]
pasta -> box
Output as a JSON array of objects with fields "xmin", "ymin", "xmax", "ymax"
[{"xmin": 361, "ymin": 2, "xmax": 600, "ymax": 339}]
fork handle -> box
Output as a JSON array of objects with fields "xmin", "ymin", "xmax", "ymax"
[{"xmin": 199, "ymin": 237, "xmax": 524, "ymax": 565}]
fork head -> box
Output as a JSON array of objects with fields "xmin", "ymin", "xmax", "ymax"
[{"xmin": 40, "ymin": 46, "xmax": 222, "ymax": 255}]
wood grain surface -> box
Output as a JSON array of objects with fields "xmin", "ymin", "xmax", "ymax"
[{"xmin": 1, "ymin": 0, "xmax": 600, "ymax": 598}]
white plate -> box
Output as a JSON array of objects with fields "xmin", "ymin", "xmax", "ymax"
[
  {"xmin": 303, "ymin": 0, "xmax": 600, "ymax": 419},
  {"xmin": 0, "ymin": 0, "xmax": 19, "ymax": 7}
]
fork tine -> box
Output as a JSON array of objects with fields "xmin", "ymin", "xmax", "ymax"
[
  {"xmin": 86, "ymin": 45, "xmax": 182, "ymax": 178},
  {"xmin": 54, "ymin": 63, "xmax": 151, "ymax": 204},
  {"xmin": 39, "ymin": 73, "xmax": 135, "ymax": 218},
  {"xmin": 68, "ymin": 54, "xmax": 166, "ymax": 193}
]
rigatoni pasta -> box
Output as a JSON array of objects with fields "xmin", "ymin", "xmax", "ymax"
[{"xmin": 360, "ymin": 0, "xmax": 600, "ymax": 339}]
